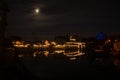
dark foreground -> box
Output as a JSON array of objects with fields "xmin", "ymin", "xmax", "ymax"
[{"xmin": 0, "ymin": 53, "xmax": 120, "ymax": 80}]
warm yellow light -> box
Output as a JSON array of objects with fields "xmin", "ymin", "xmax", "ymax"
[
  {"xmin": 51, "ymin": 41, "xmax": 56, "ymax": 45},
  {"xmin": 45, "ymin": 40, "xmax": 50, "ymax": 45},
  {"xmin": 35, "ymin": 8, "xmax": 40, "ymax": 13},
  {"xmin": 33, "ymin": 44, "xmax": 39, "ymax": 48},
  {"xmin": 44, "ymin": 51, "xmax": 49, "ymax": 57},
  {"xmin": 16, "ymin": 41, "xmax": 21, "ymax": 45}
]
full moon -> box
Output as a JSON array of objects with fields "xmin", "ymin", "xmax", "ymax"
[{"xmin": 35, "ymin": 8, "xmax": 40, "ymax": 13}]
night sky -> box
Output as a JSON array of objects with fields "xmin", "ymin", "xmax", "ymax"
[{"xmin": 5, "ymin": 0, "xmax": 120, "ymax": 40}]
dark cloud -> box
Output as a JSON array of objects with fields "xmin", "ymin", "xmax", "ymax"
[{"xmin": 5, "ymin": 0, "xmax": 120, "ymax": 40}]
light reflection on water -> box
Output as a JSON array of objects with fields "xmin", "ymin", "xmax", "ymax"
[
  {"xmin": 8, "ymin": 47, "xmax": 119, "ymax": 79},
  {"xmin": 6, "ymin": 47, "xmax": 120, "ymax": 77},
  {"xmin": 33, "ymin": 49, "xmax": 85, "ymax": 60}
]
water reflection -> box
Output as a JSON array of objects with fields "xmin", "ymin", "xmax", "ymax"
[
  {"xmin": 33, "ymin": 51, "xmax": 40, "ymax": 57},
  {"xmin": 33, "ymin": 49, "xmax": 85, "ymax": 60},
  {"xmin": 64, "ymin": 49, "xmax": 85, "ymax": 57},
  {"xmin": 33, "ymin": 51, "xmax": 49, "ymax": 57},
  {"xmin": 43, "ymin": 51, "xmax": 49, "ymax": 57},
  {"xmin": 6, "ymin": 47, "xmax": 120, "ymax": 79},
  {"xmin": 12, "ymin": 47, "xmax": 119, "ymax": 69},
  {"xmin": 54, "ymin": 50, "xmax": 65, "ymax": 54}
]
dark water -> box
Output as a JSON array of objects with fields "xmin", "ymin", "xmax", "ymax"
[{"xmin": 1, "ymin": 48, "xmax": 120, "ymax": 80}]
